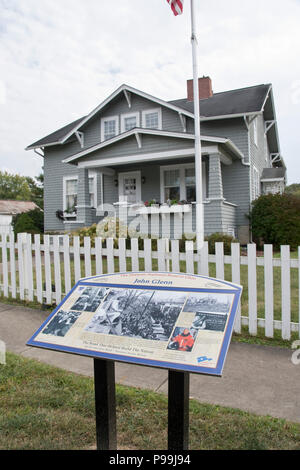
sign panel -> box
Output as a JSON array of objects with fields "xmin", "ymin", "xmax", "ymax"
[{"xmin": 27, "ymin": 272, "xmax": 242, "ymax": 376}]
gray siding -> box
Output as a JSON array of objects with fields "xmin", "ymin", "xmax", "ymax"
[{"xmin": 42, "ymin": 89, "xmax": 262, "ymax": 243}]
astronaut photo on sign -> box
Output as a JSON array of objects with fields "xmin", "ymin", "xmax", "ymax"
[{"xmin": 167, "ymin": 327, "xmax": 197, "ymax": 352}]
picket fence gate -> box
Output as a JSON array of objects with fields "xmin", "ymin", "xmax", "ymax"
[{"xmin": 0, "ymin": 232, "xmax": 299, "ymax": 341}]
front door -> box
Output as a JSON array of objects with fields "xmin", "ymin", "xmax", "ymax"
[{"xmin": 118, "ymin": 171, "xmax": 141, "ymax": 204}]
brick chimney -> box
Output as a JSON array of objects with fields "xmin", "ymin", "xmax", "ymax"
[{"xmin": 187, "ymin": 76, "xmax": 213, "ymax": 101}]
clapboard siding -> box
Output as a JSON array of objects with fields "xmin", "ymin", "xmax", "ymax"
[{"xmin": 42, "ymin": 89, "xmax": 268, "ymax": 242}]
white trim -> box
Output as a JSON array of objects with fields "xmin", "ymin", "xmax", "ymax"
[
  {"xmin": 100, "ymin": 115, "xmax": 119, "ymax": 142},
  {"xmin": 75, "ymin": 131, "xmax": 84, "ymax": 148},
  {"xmin": 78, "ymin": 148, "xmax": 194, "ymax": 169},
  {"xmin": 59, "ymin": 84, "xmax": 195, "ymax": 145},
  {"xmin": 261, "ymin": 177, "xmax": 285, "ymax": 183},
  {"xmin": 252, "ymin": 165, "xmax": 260, "ymax": 200},
  {"xmin": 160, "ymin": 162, "xmax": 206, "ymax": 203},
  {"xmin": 121, "ymin": 111, "xmax": 140, "ymax": 133},
  {"xmin": 63, "ymin": 175, "xmax": 78, "ymax": 214},
  {"xmin": 62, "ymin": 129, "xmax": 244, "ymax": 164},
  {"xmin": 63, "ymin": 171, "xmax": 97, "ymax": 214},
  {"xmin": 118, "ymin": 171, "xmax": 141, "ymax": 204},
  {"xmin": 142, "ymin": 108, "xmax": 162, "ymax": 130},
  {"xmin": 253, "ymin": 117, "xmax": 258, "ymax": 147},
  {"xmin": 200, "ymin": 111, "xmax": 263, "ymax": 122},
  {"xmin": 123, "ymin": 89, "xmax": 131, "ymax": 108}
]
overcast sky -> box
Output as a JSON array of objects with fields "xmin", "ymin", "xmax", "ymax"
[{"xmin": 1, "ymin": 0, "xmax": 300, "ymax": 183}]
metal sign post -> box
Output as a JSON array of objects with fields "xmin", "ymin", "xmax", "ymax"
[
  {"xmin": 94, "ymin": 358, "xmax": 117, "ymax": 450},
  {"xmin": 168, "ymin": 370, "xmax": 190, "ymax": 450}
]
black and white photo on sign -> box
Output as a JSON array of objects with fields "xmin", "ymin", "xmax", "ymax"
[
  {"xmin": 184, "ymin": 292, "xmax": 233, "ymax": 314},
  {"xmin": 167, "ymin": 327, "xmax": 198, "ymax": 352},
  {"xmin": 85, "ymin": 288, "xmax": 187, "ymax": 340},
  {"xmin": 192, "ymin": 312, "xmax": 228, "ymax": 332},
  {"xmin": 71, "ymin": 287, "xmax": 108, "ymax": 312},
  {"xmin": 42, "ymin": 310, "xmax": 82, "ymax": 337}
]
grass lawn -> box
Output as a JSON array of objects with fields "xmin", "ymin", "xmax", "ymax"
[{"xmin": 0, "ymin": 352, "xmax": 299, "ymax": 451}]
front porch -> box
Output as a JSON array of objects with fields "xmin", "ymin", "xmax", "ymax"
[{"xmin": 63, "ymin": 143, "xmax": 239, "ymax": 240}]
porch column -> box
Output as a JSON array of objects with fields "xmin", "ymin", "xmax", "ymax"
[
  {"xmin": 208, "ymin": 153, "xmax": 223, "ymax": 200},
  {"xmin": 76, "ymin": 167, "xmax": 93, "ymax": 226}
]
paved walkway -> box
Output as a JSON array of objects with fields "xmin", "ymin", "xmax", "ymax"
[{"xmin": 0, "ymin": 302, "xmax": 299, "ymax": 424}]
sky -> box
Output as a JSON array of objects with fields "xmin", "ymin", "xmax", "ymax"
[{"xmin": 0, "ymin": 0, "xmax": 300, "ymax": 183}]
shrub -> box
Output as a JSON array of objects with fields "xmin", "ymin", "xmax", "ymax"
[
  {"xmin": 205, "ymin": 232, "xmax": 238, "ymax": 255},
  {"xmin": 249, "ymin": 193, "xmax": 300, "ymax": 250},
  {"xmin": 12, "ymin": 208, "xmax": 44, "ymax": 237}
]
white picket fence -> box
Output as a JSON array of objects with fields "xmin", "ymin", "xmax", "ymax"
[{"xmin": 0, "ymin": 232, "xmax": 299, "ymax": 341}]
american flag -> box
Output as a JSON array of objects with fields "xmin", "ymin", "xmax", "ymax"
[{"xmin": 166, "ymin": 0, "xmax": 184, "ymax": 16}]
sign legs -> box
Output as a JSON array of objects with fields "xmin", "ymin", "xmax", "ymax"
[
  {"xmin": 168, "ymin": 370, "xmax": 190, "ymax": 450},
  {"xmin": 94, "ymin": 359, "xmax": 117, "ymax": 450}
]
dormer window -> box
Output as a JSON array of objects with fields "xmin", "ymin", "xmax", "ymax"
[
  {"xmin": 101, "ymin": 116, "xmax": 119, "ymax": 141},
  {"xmin": 142, "ymin": 108, "xmax": 162, "ymax": 130},
  {"xmin": 121, "ymin": 112, "xmax": 140, "ymax": 133}
]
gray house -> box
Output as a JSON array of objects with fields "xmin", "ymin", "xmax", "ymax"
[{"xmin": 26, "ymin": 77, "xmax": 286, "ymax": 243}]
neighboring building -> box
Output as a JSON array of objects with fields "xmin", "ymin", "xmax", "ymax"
[
  {"xmin": 26, "ymin": 77, "xmax": 286, "ymax": 243},
  {"xmin": 0, "ymin": 200, "xmax": 40, "ymax": 234}
]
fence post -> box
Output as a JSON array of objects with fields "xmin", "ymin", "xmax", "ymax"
[
  {"xmin": 18, "ymin": 233, "xmax": 30, "ymax": 301},
  {"xmin": 231, "ymin": 243, "xmax": 241, "ymax": 334},
  {"xmin": 264, "ymin": 244, "xmax": 274, "ymax": 338},
  {"xmin": 281, "ymin": 245, "xmax": 291, "ymax": 340},
  {"xmin": 248, "ymin": 243, "xmax": 257, "ymax": 336}
]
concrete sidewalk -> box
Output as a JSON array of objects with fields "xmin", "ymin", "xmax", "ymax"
[{"xmin": 0, "ymin": 302, "xmax": 299, "ymax": 424}]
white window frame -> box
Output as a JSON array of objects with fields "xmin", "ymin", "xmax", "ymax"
[
  {"xmin": 101, "ymin": 115, "xmax": 119, "ymax": 142},
  {"xmin": 63, "ymin": 172, "xmax": 97, "ymax": 215},
  {"xmin": 160, "ymin": 163, "xmax": 206, "ymax": 203},
  {"xmin": 121, "ymin": 112, "xmax": 140, "ymax": 133},
  {"xmin": 118, "ymin": 171, "xmax": 142, "ymax": 204},
  {"xmin": 142, "ymin": 108, "xmax": 162, "ymax": 130}
]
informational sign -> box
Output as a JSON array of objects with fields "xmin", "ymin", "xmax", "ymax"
[{"xmin": 27, "ymin": 272, "xmax": 242, "ymax": 376}]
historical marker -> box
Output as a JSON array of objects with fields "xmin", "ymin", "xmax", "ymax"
[{"xmin": 27, "ymin": 272, "xmax": 242, "ymax": 377}]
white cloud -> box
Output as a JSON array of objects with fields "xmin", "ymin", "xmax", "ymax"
[{"xmin": 0, "ymin": 0, "xmax": 299, "ymax": 183}]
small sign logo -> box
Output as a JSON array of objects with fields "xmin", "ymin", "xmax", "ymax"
[{"xmin": 197, "ymin": 356, "xmax": 213, "ymax": 364}]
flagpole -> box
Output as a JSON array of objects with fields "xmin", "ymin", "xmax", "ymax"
[{"xmin": 190, "ymin": 0, "xmax": 204, "ymax": 251}]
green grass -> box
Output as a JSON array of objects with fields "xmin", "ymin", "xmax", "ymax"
[{"xmin": 0, "ymin": 353, "xmax": 299, "ymax": 450}]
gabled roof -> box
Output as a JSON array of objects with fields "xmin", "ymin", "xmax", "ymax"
[
  {"xmin": 26, "ymin": 83, "xmax": 272, "ymax": 151},
  {"xmin": 26, "ymin": 116, "xmax": 86, "ymax": 150},
  {"xmin": 169, "ymin": 84, "xmax": 271, "ymax": 118},
  {"xmin": 0, "ymin": 200, "xmax": 40, "ymax": 215},
  {"xmin": 62, "ymin": 127, "xmax": 245, "ymax": 164}
]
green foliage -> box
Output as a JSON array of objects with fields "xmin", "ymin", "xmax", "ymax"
[
  {"xmin": 285, "ymin": 183, "xmax": 300, "ymax": 197},
  {"xmin": 0, "ymin": 171, "xmax": 44, "ymax": 208},
  {"xmin": 249, "ymin": 193, "xmax": 300, "ymax": 250},
  {"xmin": 205, "ymin": 232, "xmax": 238, "ymax": 255},
  {"xmin": 12, "ymin": 208, "xmax": 44, "ymax": 236}
]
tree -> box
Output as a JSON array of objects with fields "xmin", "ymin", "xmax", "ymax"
[
  {"xmin": 0, "ymin": 171, "xmax": 31, "ymax": 201},
  {"xmin": 285, "ymin": 183, "xmax": 300, "ymax": 197},
  {"xmin": 0, "ymin": 171, "xmax": 44, "ymax": 208},
  {"xmin": 12, "ymin": 208, "xmax": 44, "ymax": 236}
]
